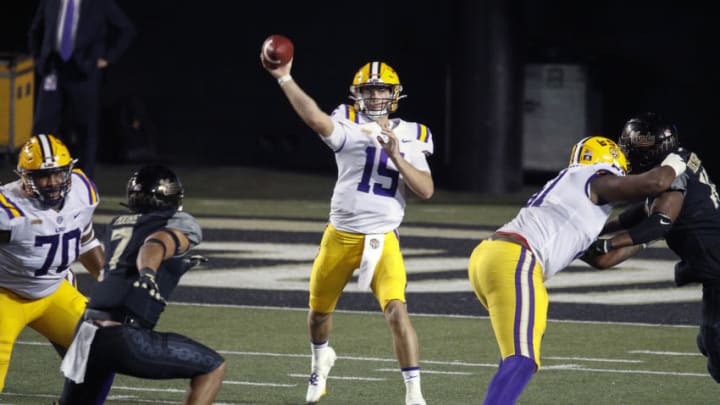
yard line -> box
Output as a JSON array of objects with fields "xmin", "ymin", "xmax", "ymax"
[
  {"xmin": 222, "ymin": 380, "xmax": 296, "ymax": 387},
  {"xmin": 629, "ymin": 350, "xmax": 703, "ymax": 357},
  {"xmin": 544, "ymin": 356, "xmax": 643, "ymax": 363},
  {"xmin": 548, "ymin": 367, "xmax": 707, "ymax": 377},
  {"xmin": 287, "ymin": 373, "xmax": 386, "ymax": 381},
  {"xmin": 376, "ymin": 368, "xmax": 473, "ymax": 376}
]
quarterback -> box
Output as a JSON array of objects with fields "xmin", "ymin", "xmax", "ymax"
[
  {"xmin": 0, "ymin": 134, "xmax": 104, "ymax": 391},
  {"xmin": 262, "ymin": 50, "xmax": 432, "ymax": 405}
]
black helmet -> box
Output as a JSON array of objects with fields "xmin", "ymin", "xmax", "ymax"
[
  {"xmin": 618, "ymin": 112, "xmax": 679, "ymax": 173},
  {"xmin": 126, "ymin": 165, "xmax": 184, "ymax": 213}
]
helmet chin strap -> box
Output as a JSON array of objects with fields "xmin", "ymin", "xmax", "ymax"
[{"xmin": 358, "ymin": 98, "xmax": 392, "ymax": 121}]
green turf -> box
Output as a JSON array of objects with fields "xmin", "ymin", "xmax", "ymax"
[{"xmin": 1, "ymin": 304, "xmax": 717, "ymax": 404}]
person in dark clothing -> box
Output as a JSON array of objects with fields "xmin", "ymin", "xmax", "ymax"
[
  {"xmin": 56, "ymin": 164, "xmax": 226, "ymax": 405},
  {"xmin": 28, "ymin": 0, "xmax": 136, "ymax": 178},
  {"xmin": 583, "ymin": 112, "xmax": 720, "ymax": 384}
]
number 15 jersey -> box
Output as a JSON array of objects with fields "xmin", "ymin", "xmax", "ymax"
[{"xmin": 322, "ymin": 105, "xmax": 434, "ymax": 234}]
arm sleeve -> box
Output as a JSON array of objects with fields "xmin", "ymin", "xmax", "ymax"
[{"xmin": 617, "ymin": 202, "xmax": 648, "ymax": 229}]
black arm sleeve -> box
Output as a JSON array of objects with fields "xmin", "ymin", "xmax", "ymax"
[
  {"xmin": 617, "ymin": 202, "xmax": 648, "ymax": 229},
  {"xmin": 627, "ymin": 212, "xmax": 673, "ymax": 245}
]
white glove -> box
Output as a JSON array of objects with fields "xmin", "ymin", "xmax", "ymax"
[{"xmin": 660, "ymin": 153, "xmax": 686, "ymax": 177}]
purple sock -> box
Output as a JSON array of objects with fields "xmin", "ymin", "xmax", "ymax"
[{"xmin": 483, "ymin": 355, "xmax": 537, "ymax": 405}]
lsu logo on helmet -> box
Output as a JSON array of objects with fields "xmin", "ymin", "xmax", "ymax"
[{"xmin": 569, "ymin": 136, "xmax": 628, "ymax": 175}]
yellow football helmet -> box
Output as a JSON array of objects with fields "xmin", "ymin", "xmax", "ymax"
[
  {"xmin": 568, "ymin": 136, "xmax": 628, "ymax": 174},
  {"xmin": 349, "ymin": 61, "xmax": 406, "ymax": 120},
  {"xmin": 16, "ymin": 134, "xmax": 77, "ymax": 207}
]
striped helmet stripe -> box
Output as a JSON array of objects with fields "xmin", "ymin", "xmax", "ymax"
[
  {"xmin": 570, "ymin": 136, "xmax": 592, "ymax": 165},
  {"xmin": 370, "ymin": 61, "xmax": 380, "ymax": 79},
  {"xmin": 37, "ymin": 134, "xmax": 54, "ymax": 166}
]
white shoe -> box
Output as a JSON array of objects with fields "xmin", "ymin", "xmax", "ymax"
[
  {"xmin": 405, "ymin": 379, "xmax": 426, "ymax": 405},
  {"xmin": 405, "ymin": 395, "xmax": 427, "ymax": 405},
  {"xmin": 305, "ymin": 347, "xmax": 337, "ymax": 403}
]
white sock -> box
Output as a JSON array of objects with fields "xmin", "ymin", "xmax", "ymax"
[
  {"xmin": 402, "ymin": 367, "xmax": 421, "ymax": 384},
  {"xmin": 311, "ymin": 341, "xmax": 329, "ymax": 365}
]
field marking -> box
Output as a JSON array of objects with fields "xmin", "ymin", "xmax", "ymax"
[
  {"xmin": 629, "ymin": 350, "xmax": 703, "ymax": 357},
  {"xmin": 288, "ymin": 373, "xmax": 386, "ymax": 381},
  {"xmin": 376, "ymin": 368, "xmax": 473, "ymax": 376},
  {"xmin": 543, "ymin": 356, "xmax": 643, "ymax": 363},
  {"xmin": 219, "ymin": 350, "xmax": 704, "ymax": 378},
  {"xmin": 168, "ymin": 301, "xmax": 698, "ymax": 328},
  {"xmin": 94, "ymin": 215, "xmax": 491, "ymax": 240},
  {"xmin": 222, "ymin": 380, "xmax": 296, "ymax": 387},
  {"xmin": 94, "ymin": 215, "xmax": 693, "ymax": 304}
]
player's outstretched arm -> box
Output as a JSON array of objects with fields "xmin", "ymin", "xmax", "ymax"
[
  {"xmin": 260, "ymin": 49, "xmax": 334, "ymax": 137},
  {"xmin": 591, "ymin": 153, "xmax": 685, "ymax": 204}
]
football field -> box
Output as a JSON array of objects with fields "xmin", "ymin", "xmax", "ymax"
[{"xmin": 0, "ymin": 164, "xmax": 718, "ymax": 404}]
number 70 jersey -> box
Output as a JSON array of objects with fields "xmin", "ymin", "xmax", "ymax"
[
  {"xmin": 0, "ymin": 171, "xmax": 99, "ymax": 299},
  {"xmin": 322, "ymin": 104, "xmax": 433, "ymax": 234}
]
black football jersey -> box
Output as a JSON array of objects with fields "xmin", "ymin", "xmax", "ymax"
[
  {"xmin": 652, "ymin": 148, "xmax": 720, "ymax": 280},
  {"xmin": 87, "ymin": 210, "xmax": 202, "ymax": 326}
]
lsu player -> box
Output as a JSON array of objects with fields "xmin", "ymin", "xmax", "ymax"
[
  {"xmin": 467, "ymin": 136, "xmax": 687, "ymax": 404},
  {"xmin": 261, "ymin": 52, "xmax": 432, "ymax": 404},
  {"xmin": 0, "ymin": 134, "xmax": 104, "ymax": 392}
]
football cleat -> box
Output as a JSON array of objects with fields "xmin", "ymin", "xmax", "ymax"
[
  {"xmin": 305, "ymin": 346, "xmax": 337, "ymax": 404},
  {"xmin": 406, "ymin": 397, "xmax": 427, "ymax": 405},
  {"xmin": 405, "ymin": 379, "xmax": 426, "ymax": 405}
]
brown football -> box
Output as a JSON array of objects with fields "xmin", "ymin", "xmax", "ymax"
[{"xmin": 261, "ymin": 34, "xmax": 294, "ymax": 68}]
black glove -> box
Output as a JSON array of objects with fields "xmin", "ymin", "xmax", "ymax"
[
  {"xmin": 590, "ymin": 238, "xmax": 613, "ymax": 255},
  {"xmin": 133, "ymin": 267, "xmax": 166, "ymax": 304},
  {"xmin": 179, "ymin": 254, "xmax": 209, "ymax": 272},
  {"xmin": 185, "ymin": 255, "xmax": 208, "ymax": 267},
  {"xmin": 580, "ymin": 238, "xmax": 613, "ymax": 262}
]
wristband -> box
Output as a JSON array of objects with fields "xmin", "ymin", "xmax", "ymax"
[
  {"xmin": 139, "ymin": 267, "xmax": 156, "ymax": 277},
  {"xmin": 660, "ymin": 153, "xmax": 686, "ymax": 177},
  {"xmin": 277, "ymin": 75, "xmax": 293, "ymax": 86}
]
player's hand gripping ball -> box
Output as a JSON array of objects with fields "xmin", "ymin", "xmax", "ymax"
[{"xmin": 261, "ymin": 34, "xmax": 294, "ymax": 68}]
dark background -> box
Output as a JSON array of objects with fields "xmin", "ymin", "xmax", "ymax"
[{"xmin": 2, "ymin": 0, "xmax": 717, "ymax": 191}]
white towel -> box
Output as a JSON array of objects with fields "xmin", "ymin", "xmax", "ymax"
[
  {"xmin": 60, "ymin": 321, "xmax": 99, "ymax": 383},
  {"xmin": 357, "ymin": 234, "xmax": 385, "ymax": 290}
]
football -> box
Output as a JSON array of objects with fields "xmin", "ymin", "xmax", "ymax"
[{"xmin": 261, "ymin": 34, "xmax": 294, "ymax": 68}]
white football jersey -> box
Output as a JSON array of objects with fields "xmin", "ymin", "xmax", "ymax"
[
  {"xmin": 498, "ymin": 162, "xmax": 624, "ymax": 279},
  {"xmin": 0, "ymin": 170, "xmax": 99, "ymax": 299},
  {"xmin": 320, "ymin": 104, "xmax": 434, "ymax": 234}
]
